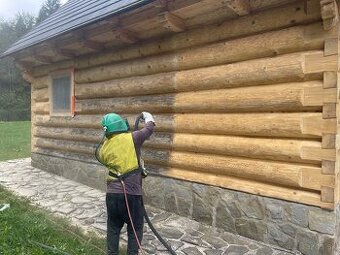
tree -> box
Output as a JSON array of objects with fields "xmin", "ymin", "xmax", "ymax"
[
  {"xmin": 0, "ymin": 12, "xmax": 35, "ymax": 121},
  {"xmin": 36, "ymin": 0, "xmax": 61, "ymax": 24}
]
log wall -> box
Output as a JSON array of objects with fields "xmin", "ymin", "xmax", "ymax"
[{"xmin": 31, "ymin": 0, "xmax": 338, "ymax": 209}]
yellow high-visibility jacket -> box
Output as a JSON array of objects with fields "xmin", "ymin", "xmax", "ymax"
[{"xmin": 99, "ymin": 133, "xmax": 139, "ymax": 181}]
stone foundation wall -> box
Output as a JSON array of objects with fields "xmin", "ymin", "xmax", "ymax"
[
  {"xmin": 31, "ymin": 153, "xmax": 107, "ymax": 191},
  {"xmin": 32, "ymin": 153, "xmax": 336, "ymax": 254},
  {"xmin": 143, "ymin": 177, "xmax": 336, "ymax": 255},
  {"xmin": 335, "ymin": 204, "xmax": 340, "ymax": 254}
]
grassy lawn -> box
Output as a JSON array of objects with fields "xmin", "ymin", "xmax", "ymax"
[
  {"xmin": 0, "ymin": 186, "xmax": 108, "ymax": 255},
  {"xmin": 0, "ymin": 121, "xmax": 31, "ymax": 161}
]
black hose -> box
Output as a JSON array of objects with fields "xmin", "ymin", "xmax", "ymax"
[{"xmin": 135, "ymin": 114, "xmax": 177, "ymax": 255}]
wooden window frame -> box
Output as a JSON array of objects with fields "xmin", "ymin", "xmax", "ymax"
[{"xmin": 49, "ymin": 68, "xmax": 75, "ymax": 117}]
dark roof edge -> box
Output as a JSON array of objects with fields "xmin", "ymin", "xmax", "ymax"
[{"xmin": 0, "ymin": 0, "xmax": 152, "ymax": 59}]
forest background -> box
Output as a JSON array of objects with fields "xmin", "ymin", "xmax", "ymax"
[{"xmin": 0, "ymin": 0, "xmax": 61, "ymax": 121}]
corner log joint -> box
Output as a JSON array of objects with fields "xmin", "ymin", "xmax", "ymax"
[{"xmin": 320, "ymin": 0, "xmax": 339, "ymax": 30}]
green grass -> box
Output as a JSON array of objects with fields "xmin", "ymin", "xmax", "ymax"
[
  {"xmin": 0, "ymin": 186, "xmax": 108, "ymax": 255},
  {"xmin": 0, "ymin": 121, "xmax": 31, "ymax": 161}
]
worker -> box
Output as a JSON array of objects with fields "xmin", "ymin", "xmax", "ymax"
[{"xmin": 98, "ymin": 112, "xmax": 155, "ymax": 255}]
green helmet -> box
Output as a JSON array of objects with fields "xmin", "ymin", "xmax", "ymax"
[{"xmin": 101, "ymin": 113, "xmax": 130, "ymax": 135}]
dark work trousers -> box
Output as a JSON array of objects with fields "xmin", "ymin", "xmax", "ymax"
[{"xmin": 106, "ymin": 193, "xmax": 144, "ymax": 255}]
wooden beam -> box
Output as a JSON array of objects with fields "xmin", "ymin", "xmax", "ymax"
[
  {"xmin": 323, "ymin": 103, "xmax": 337, "ymax": 118},
  {"xmin": 53, "ymin": 48, "xmax": 76, "ymax": 58},
  {"xmin": 320, "ymin": 0, "xmax": 339, "ymax": 30},
  {"xmin": 112, "ymin": 29, "xmax": 138, "ymax": 44},
  {"xmin": 322, "ymin": 133, "xmax": 336, "ymax": 148},
  {"xmin": 322, "ymin": 160, "xmax": 336, "ymax": 174},
  {"xmin": 324, "ymin": 38, "xmax": 337, "ymax": 56},
  {"xmin": 223, "ymin": 0, "xmax": 250, "ymax": 16},
  {"xmin": 159, "ymin": 12, "xmax": 185, "ymax": 32},
  {"xmin": 152, "ymin": 0, "xmax": 167, "ymax": 8},
  {"xmin": 16, "ymin": 60, "xmax": 34, "ymax": 70},
  {"xmin": 301, "ymin": 147, "xmax": 336, "ymax": 161},
  {"xmin": 33, "ymin": 55, "xmax": 53, "ymax": 64},
  {"xmin": 82, "ymin": 40, "xmax": 105, "ymax": 51},
  {"xmin": 73, "ymin": 31, "xmax": 105, "ymax": 51},
  {"xmin": 43, "ymin": 41, "xmax": 76, "ymax": 59},
  {"xmin": 33, "ymin": 1, "xmax": 324, "ymax": 76},
  {"xmin": 321, "ymin": 186, "xmax": 334, "ymax": 202},
  {"xmin": 304, "ymin": 52, "xmax": 337, "ymax": 73},
  {"xmin": 323, "ymin": 72, "xmax": 337, "ymax": 88}
]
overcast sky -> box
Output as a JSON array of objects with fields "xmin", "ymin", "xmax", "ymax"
[{"xmin": 0, "ymin": 0, "xmax": 68, "ymax": 20}]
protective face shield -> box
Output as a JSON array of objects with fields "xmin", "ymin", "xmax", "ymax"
[{"xmin": 101, "ymin": 113, "xmax": 130, "ymax": 136}]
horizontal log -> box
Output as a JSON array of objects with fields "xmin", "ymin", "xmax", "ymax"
[
  {"xmin": 32, "ymin": 1, "xmax": 322, "ymax": 77},
  {"xmin": 75, "ymin": 22, "xmax": 333, "ymax": 83},
  {"xmin": 142, "ymin": 149, "xmax": 332, "ymax": 191},
  {"xmin": 145, "ymin": 133, "xmax": 322, "ymax": 165},
  {"xmin": 34, "ymin": 126, "xmax": 102, "ymax": 143},
  {"xmin": 76, "ymin": 82, "xmax": 323, "ymax": 114},
  {"xmin": 33, "ymin": 126, "xmax": 322, "ymax": 164},
  {"xmin": 33, "ymin": 102, "xmax": 49, "ymax": 114},
  {"xmin": 31, "ymin": 76, "xmax": 49, "ymax": 89},
  {"xmin": 75, "ymin": 40, "xmax": 326, "ymax": 83},
  {"xmin": 34, "ymin": 115, "xmax": 103, "ymax": 129},
  {"xmin": 301, "ymin": 147, "xmax": 336, "ymax": 161},
  {"xmin": 31, "ymin": 144, "xmax": 334, "ymax": 208},
  {"xmin": 34, "ymin": 137, "xmax": 95, "ymax": 155},
  {"xmin": 76, "ymin": 52, "xmax": 323, "ymax": 100},
  {"xmin": 147, "ymin": 165, "xmax": 333, "ymax": 209},
  {"xmin": 34, "ymin": 112, "xmax": 335, "ymax": 138},
  {"xmin": 32, "ymin": 87, "xmax": 49, "ymax": 102},
  {"xmin": 32, "ymin": 147, "xmax": 98, "ymax": 165},
  {"xmin": 304, "ymin": 52, "xmax": 337, "ymax": 73},
  {"xmin": 33, "ymin": 136, "xmax": 333, "ymax": 191}
]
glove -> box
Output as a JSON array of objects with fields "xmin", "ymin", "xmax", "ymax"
[
  {"xmin": 140, "ymin": 159, "xmax": 149, "ymax": 178},
  {"xmin": 142, "ymin": 112, "xmax": 155, "ymax": 124}
]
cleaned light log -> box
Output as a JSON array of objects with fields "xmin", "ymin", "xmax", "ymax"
[
  {"xmin": 147, "ymin": 165, "xmax": 333, "ymax": 209},
  {"xmin": 142, "ymin": 149, "xmax": 330, "ymax": 191},
  {"xmin": 35, "ymin": 113, "xmax": 331, "ymax": 138},
  {"xmin": 76, "ymin": 82, "xmax": 323, "ymax": 114},
  {"xmin": 145, "ymin": 133, "xmax": 321, "ymax": 165},
  {"xmin": 75, "ymin": 38, "xmax": 325, "ymax": 83},
  {"xmin": 170, "ymin": 113, "xmax": 328, "ymax": 138},
  {"xmin": 32, "ymin": 0, "xmax": 322, "ymax": 77},
  {"xmin": 76, "ymin": 52, "xmax": 322, "ymax": 100},
  {"xmin": 33, "ymin": 126, "xmax": 322, "ymax": 164},
  {"xmin": 76, "ymin": 72, "xmax": 175, "ymax": 99}
]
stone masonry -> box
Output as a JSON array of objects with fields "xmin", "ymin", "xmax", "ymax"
[{"xmin": 31, "ymin": 153, "xmax": 336, "ymax": 254}]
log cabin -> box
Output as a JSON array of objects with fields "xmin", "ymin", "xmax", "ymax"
[{"xmin": 1, "ymin": 0, "xmax": 340, "ymax": 254}]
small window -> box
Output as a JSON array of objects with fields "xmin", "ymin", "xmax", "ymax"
[{"xmin": 50, "ymin": 71, "xmax": 74, "ymax": 116}]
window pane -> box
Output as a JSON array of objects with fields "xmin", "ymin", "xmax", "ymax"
[{"xmin": 52, "ymin": 76, "xmax": 71, "ymax": 112}]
